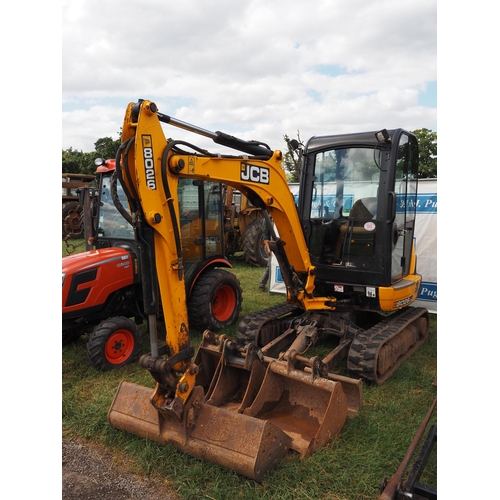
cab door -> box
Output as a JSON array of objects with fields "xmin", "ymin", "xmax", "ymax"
[
  {"xmin": 390, "ymin": 133, "xmax": 419, "ymax": 282},
  {"xmin": 178, "ymin": 179, "xmax": 224, "ymax": 266}
]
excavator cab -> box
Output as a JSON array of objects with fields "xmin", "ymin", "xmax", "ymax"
[{"xmin": 298, "ymin": 130, "xmax": 420, "ymax": 303}]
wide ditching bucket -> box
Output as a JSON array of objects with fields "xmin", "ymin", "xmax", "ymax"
[
  {"xmin": 108, "ymin": 335, "xmax": 356, "ymax": 481},
  {"xmin": 108, "ymin": 381, "xmax": 292, "ymax": 482}
]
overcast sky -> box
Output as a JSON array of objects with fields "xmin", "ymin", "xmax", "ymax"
[{"xmin": 62, "ymin": 0, "xmax": 437, "ymax": 154}]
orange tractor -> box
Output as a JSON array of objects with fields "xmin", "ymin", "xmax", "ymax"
[{"xmin": 62, "ymin": 158, "xmax": 243, "ymax": 370}]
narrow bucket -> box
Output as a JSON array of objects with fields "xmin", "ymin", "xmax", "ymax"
[
  {"xmin": 195, "ymin": 337, "xmax": 362, "ymax": 417},
  {"xmin": 108, "ymin": 380, "xmax": 292, "ymax": 482},
  {"xmin": 243, "ymin": 361, "xmax": 348, "ymax": 458},
  {"xmin": 193, "ymin": 337, "xmax": 268, "ymax": 413},
  {"xmin": 194, "ymin": 339, "xmax": 351, "ymax": 457}
]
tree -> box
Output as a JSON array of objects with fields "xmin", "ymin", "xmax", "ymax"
[
  {"xmin": 94, "ymin": 136, "xmax": 121, "ymax": 160},
  {"xmin": 62, "ymin": 148, "xmax": 92, "ymax": 174},
  {"xmin": 412, "ymin": 128, "xmax": 437, "ymax": 178},
  {"xmin": 283, "ymin": 132, "xmax": 303, "ymax": 182},
  {"xmin": 62, "ymin": 132, "xmax": 121, "ymax": 175}
]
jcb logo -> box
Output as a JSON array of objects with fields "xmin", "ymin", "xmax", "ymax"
[
  {"xmin": 142, "ymin": 135, "xmax": 156, "ymax": 190},
  {"xmin": 240, "ymin": 163, "xmax": 269, "ymax": 184}
]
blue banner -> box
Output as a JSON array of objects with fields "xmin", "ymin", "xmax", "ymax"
[
  {"xmin": 397, "ymin": 194, "xmax": 437, "ymax": 214},
  {"xmin": 297, "ymin": 192, "xmax": 437, "ymax": 215},
  {"xmin": 417, "ymin": 281, "xmax": 437, "ymax": 303},
  {"xmin": 275, "ymin": 266, "xmax": 284, "ymax": 283}
]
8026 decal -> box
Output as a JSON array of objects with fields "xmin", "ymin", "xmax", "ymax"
[
  {"xmin": 142, "ymin": 135, "xmax": 156, "ymax": 190},
  {"xmin": 394, "ymin": 296, "xmax": 413, "ymax": 308}
]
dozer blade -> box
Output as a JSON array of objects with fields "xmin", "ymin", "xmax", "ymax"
[{"xmin": 108, "ymin": 381, "xmax": 292, "ymax": 482}]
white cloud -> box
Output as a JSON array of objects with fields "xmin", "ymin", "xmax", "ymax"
[
  {"xmin": 62, "ymin": 0, "xmax": 437, "ymax": 152},
  {"xmin": 62, "ymin": 105, "xmax": 123, "ymax": 150}
]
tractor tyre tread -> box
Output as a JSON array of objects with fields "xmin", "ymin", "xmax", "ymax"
[
  {"xmin": 242, "ymin": 218, "xmax": 267, "ymax": 267},
  {"xmin": 86, "ymin": 316, "xmax": 141, "ymax": 371},
  {"xmin": 188, "ymin": 269, "xmax": 242, "ymax": 331}
]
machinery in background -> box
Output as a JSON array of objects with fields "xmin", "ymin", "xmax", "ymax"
[
  {"xmin": 224, "ymin": 186, "xmax": 268, "ymax": 267},
  {"xmin": 62, "ymin": 172, "xmax": 96, "ymax": 238}
]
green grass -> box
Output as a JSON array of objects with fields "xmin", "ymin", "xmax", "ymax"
[{"xmin": 62, "ymin": 246, "xmax": 437, "ymax": 500}]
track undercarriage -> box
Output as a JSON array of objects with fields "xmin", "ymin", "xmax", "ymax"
[{"xmin": 236, "ymin": 303, "xmax": 430, "ymax": 385}]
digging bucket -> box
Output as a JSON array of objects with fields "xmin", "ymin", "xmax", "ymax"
[
  {"xmin": 194, "ymin": 339, "xmax": 269, "ymax": 414},
  {"xmin": 108, "ymin": 381, "xmax": 292, "ymax": 482},
  {"xmin": 196, "ymin": 341, "xmax": 350, "ymax": 459},
  {"xmin": 243, "ymin": 360, "xmax": 348, "ymax": 458},
  {"xmin": 196, "ymin": 344, "xmax": 351, "ymax": 457}
]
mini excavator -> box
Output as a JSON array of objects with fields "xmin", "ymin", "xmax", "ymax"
[{"xmin": 108, "ymin": 99, "xmax": 429, "ymax": 481}]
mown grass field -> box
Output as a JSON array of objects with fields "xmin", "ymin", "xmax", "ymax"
[{"xmin": 62, "ymin": 245, "xmax": 437, "ymax": 500}]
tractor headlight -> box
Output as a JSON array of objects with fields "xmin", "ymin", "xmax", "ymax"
[{"xmin": 62, "ymin": 272, "xmax": 66, "ymax": 287}]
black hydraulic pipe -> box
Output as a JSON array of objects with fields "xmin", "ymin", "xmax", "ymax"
[{"xmin": 155, "ymin": 110, "xmax": 273, "ymax": 159}]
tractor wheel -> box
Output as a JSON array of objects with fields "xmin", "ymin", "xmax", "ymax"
[
  {"xmin": 86, "ymin": 317, "xmax": 141, "ymax": 370},
  {"xmin": 242, "ymin": 218, "xmax": 268, "ymax": 267},
  {"xmin": 188, "ymin": 269, "xmax": 243, "ymax": 331},
  {"xmin": 62, "ymin": 201, "xmax": 83, "ymax": 238}
]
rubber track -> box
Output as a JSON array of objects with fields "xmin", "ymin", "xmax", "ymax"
[
  {"xmin": 347, "ymin": 306, "xmax": 429, "ymax": 384},
  {"xmin": 236, "ymin": 302, "xmax": 302, "ymax": 345}
]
